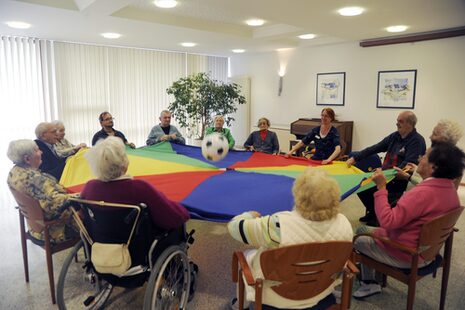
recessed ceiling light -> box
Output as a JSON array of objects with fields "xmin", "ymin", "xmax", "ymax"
[
  {"xmin": 232, "ymin": 49, "xmax": 245, "ymax": 53},
  {"xmin": 338, "ymin": 7, "xmax": 364, "ymax": 16},
  {"xmin": 154, "ymin": 0, "xmax": 177, "ymax": 8},
  {"xmin": 298, "ymin": 33, "xmax": 316, "ymax": 40},
  {"xmin": 386, "ymin": 25, "xmax": 408, "ymax": 33},
  {"xmin": 6, "ymin": 21, "xmax": 31, "ymax": 29},
  {"xmin": 276, "ymin": 48, "xmax": 292, "ymax": 52},
  {"xmin": 246, "ymin": 19, "xmax": 265, "ymax": 27},
  {"xmin": 101, "ymin": 33, "xmax": 121, "ymax": 39},
  {"xmin": 181, "ymin": 42, "xmax": 196, "ymax": 47}
]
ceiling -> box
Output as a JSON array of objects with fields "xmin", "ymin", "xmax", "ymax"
[{"xmin": 1, "ymin": 0, "xmax": 465, "ymax": 56}]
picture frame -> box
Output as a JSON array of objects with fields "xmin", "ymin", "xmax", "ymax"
[
  {"xmin": 377, "ymin": 70, "xmax": 417, "ymax": 109},
  {"xmin": 316, "ymin": 72, "xmax": 345, "ymax": 106}
]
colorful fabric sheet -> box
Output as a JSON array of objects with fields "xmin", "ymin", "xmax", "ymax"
[{"xmin": 60, "ymin": 142, "xmax": 396, "ymax": 222}]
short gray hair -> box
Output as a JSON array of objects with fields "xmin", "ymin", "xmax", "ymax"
[
  {"xmin": 214, "ymin": 115, "xmax": 224, "ymax": 122},
  {"xmin": 435, "ymin": 119, "xmax": 463, "ymax": 145},
  {"xmin": 35, "ymin": 122, "xmax": 52, "ymax": 138},
  {"xmin": 7, "ymin": 139, "xmax": 38, "ymax": 165},
  {"xmin": 404, "ymin": 111, "xmax": 417, "ymax": 127},
  {"xmin": 85, "ymin": 137, "xmax": 129, "ymax": 181},
  {"xmin": 160, "ymin": 110, "xmax": 171, "ymax": 117},
  {"xmin": 51, "ymin": 120, "xmax": 64, "ymax": 128}
]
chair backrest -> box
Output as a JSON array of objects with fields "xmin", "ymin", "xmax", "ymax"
[
  {"xmin": 9, "ymin": 186, "xmax": 46, "ymax": 233},
  {"xmin": 259, "ymin": 241, "xmax": 352, "ymax": 300},
  {"xmin": 418, "ymin": 206, "xmax": 464, "ymax": 261}
]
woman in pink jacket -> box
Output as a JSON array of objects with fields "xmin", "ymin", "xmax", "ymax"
[{"xmin": 353, "ymin": 142, "xmax": 465, "ymax": 299}]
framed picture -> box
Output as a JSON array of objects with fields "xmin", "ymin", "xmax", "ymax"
[
  {"xmin": 316, "ymin": 72, "xmax": 345, "ymax": 106},
  {"xmin": 377, "ymin": 70, "xmax": 417, "ymax": 109}
]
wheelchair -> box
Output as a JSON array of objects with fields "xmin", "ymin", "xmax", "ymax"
[{"xmin": 56, "ymin": 198, "xmax": 196, "ymax": 310}]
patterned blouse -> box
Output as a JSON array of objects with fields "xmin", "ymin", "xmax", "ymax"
[
  {"xmin": 7, "ymin": 165, "xmax": 74, "ymax": 242},
  {"xmin": 54, "ymin": 138, "xmax": 76, "ymax": 158}
]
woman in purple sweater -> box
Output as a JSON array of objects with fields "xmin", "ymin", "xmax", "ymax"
[
  {"xmin": 353, "ymin": 142, "xmax": 465, "ymax": 299},
  {"xmin": 81, "ymin": 137, "xmax": 189, "ymax": 232}
]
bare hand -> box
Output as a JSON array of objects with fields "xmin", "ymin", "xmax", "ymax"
[
  {"xmin": 161, "ymin": 135, "xmax": 169, "ymax": 141},
  {"xmin": 247, "ymin": 146, "xmax": 255, "ymax": 152},
  {"xmin": 371, "ymin": 168, "xmax": 387, "ymax": 190},
  {"xmin": 346, "ymin": 157, "xmax": 356, "ymax": 167},
  {"xmin": 321, "ymin": 159, "xmax": 330, "ymax": 165},
  {"xmin": 128, "ymin": 142, "xmax": 136, "ymax": 149},
  {"xmin": 170, "ymin": 133, "xmax": 177, "ymax": 140},
  {"xmin": 394, "ymin": 166, "xmax": 410, "ymax": 180}
]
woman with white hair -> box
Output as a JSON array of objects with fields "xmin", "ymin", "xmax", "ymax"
[
  {"xmin": 7, "ymin": 139, "xmax": 76, "ymax": 242},
  {"xmin": 52, "ymin": 120, "xmax": 86, "ymax": 158},
  {"xmin": 205, "ymin": 115, "xmax": 235, "ymax": 149},
  {"xmin": 227, "ymin": 169, "xmax": 353, "ymax": 309},
  {"xmin": 395, "ymin": 119, "xmax": 463, "ymax": 187},
  {"xmin": 80, "ymin": 136, "xmax": 189, "ymax": 232}
]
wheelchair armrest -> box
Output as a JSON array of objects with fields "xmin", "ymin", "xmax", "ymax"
[
  {"xmin": 354, "ymin": 233, "xmax": 418, "ymax": 255},
  {"xmin": 232, "ymin": 251, "xmax": 256, "ymax": 286}
]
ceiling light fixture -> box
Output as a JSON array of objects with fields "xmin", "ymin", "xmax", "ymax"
[
  {"xmin": 298, "ymin": 33, "xmax": 316, "ymax": 40},
  {"xmin": 6, "ymin": 21, "xmax": 31, "ymax": 29},
  {"xmin": 154, "ymin": 0, "xmax": 178, "ymax": 8},
  {"xmin": 101, "ymin": 33, "xmax": 121, "ymax": 39},
  {"xmin": 181, "ymin": 42, "xmax": 196, "ymax": 47},
  {"xmin": 338, "ymin": 7, "xmax": 364, "ymax": 16},
  {"xmin": 386, "ymin": 25, "xmax": 408, "ymax": 33},
  {"xmin": 246, "ymin": 19, "xmax": 265, "ymax": 27},
  {"xmin": 232, "ymin": 49, "xmax": 245, "ymax": 53}
]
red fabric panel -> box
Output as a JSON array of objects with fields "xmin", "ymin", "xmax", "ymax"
[
  {"xmin": 230, "ymin": 152, "xmax": 321, "ymax": 169},
  {"xmin": 135, "ymin": 171, "xmax": 223, "ymax": 202}
]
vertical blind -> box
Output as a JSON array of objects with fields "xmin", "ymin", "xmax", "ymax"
[
  {"xmin": 53, "ymin": 43, "xmax": 228, "ymax": 147},
  {"xmin": 0, "ymin": 36, "xmax": 228, "ymax": 206}
]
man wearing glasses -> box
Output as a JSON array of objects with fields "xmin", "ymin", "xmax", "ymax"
[
  {"xmin": 91, "ymin": 112, "xmax": 136, "ymax": 148},
  {"xmin": 346, "ymin": 111, "xmax": 426, "ymax": 226},
  {"xmin": 34, "ymin": 122, "xmax": 66, "ymax": 180}
]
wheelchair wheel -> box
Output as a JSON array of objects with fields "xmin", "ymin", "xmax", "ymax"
[
  {"xmin": 57, "ymin": 240, "xmax": 113, "ymax": 310},
  {"xmin": 143, "ymin": 245, "xmax": 190, "ymax": 310}
]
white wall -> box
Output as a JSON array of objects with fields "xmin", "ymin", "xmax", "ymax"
[{"xmin": 230, "ymin": 36, "xmax": 465, "ymax": 152}]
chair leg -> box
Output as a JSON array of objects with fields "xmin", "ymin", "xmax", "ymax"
[
  {"xmin": 440, "ymin": 235, "xmax": 454, "ymax": 310},
  {"xmin": 406, "ymin": 279, "xmax": 417, "ymax": 310},
  {"xmin": 19, "ymin": 214, "xmax": 29, "ymax": 282},
  {"xmin": 44, "ymin": 234, "xmax": 56, "ymax": 304}
]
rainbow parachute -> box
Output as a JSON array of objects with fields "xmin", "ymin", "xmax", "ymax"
[{"xmin": 60, "ymin": 142, "xmax": 395, "ymax": 222}]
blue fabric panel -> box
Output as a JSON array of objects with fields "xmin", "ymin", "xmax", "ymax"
[
  {"xmin": 181, "ymin": 170, "xmax": 295, "ymax": 222},
  {"xmin": 171, "ymin": 143, "xmax": 253, "ymax": 168}
]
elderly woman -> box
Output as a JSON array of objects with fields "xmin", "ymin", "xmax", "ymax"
[
  {"xmin": 52, "ymin": 120, "xmax": 87, "ymax": 158},
  {"xmin": 395, "ymin": 119, "xmax": 463, "ymax": 187},
  {"xmin": 244, "ymin": 117, "xmax": 280, "ymax": 154},
  {"xmin": 80, "ymin": 136, "xmax": 189, "ymax": 233},
  {"xmin": 205, "ymin": 115, "xmax": 235, "ymax": 149},
  {"xmin": 228, "ymin": 169, "xmax": 353, "ymax": 309},
  {"xmin": 7, "ymin": 139, "xmax": 76, "ymax": 242},
  {"xmin": 286, "ymin": 108, "xmax": 341, "ymax": 164},
  {"xmin": 352, "ymin": 142, "xmax": 465, "ymax": 299}
]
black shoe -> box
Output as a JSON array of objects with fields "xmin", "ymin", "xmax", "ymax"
[
  {"xmin": 359, "ymin": 213, "xmax": 374, "ymax": 222},
  {"xmin": 366, "ymin": 219, "xmax": 379, "ymax": 227}
]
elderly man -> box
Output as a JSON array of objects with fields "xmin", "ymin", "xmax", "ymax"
[
  {"xmin": 91, "ymin": 112, "xmax": 135, "ymax": 148},
  {"xmin": 146, "ymin": 110, "xmax": 185, "ymax": 145},
  {"xmin": 34, "ymin": 122, "xmax": 66, "ymax": 180},
  {"xmin": 346, "ymin": 111, "xmax": 426, "ymax": 226}
]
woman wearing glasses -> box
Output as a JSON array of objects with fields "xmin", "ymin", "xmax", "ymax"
[
  {"xmin": 244, "ymin": 117, "xmax": 280, "ymax": 154},
  {"xmin": 286, "ymin": 108, "xmax": 341, "ymax": 164}
]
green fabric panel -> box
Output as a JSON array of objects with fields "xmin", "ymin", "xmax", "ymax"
[{"xmin": 126, "ymin": 143, "xmax": 215, "ymax": 168}]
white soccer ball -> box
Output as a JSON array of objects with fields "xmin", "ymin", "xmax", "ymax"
[{"xmin": 201, "ymin": 133, "xmax": 229, "ymax": 161}]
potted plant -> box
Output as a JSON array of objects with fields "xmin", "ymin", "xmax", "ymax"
[{"xmin": 167, "ymin": 72, "xmax": 246, "ymax": 140}]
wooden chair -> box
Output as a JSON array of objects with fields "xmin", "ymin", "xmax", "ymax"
[
  {"xmin": 352, "ymin": 206, "xmax": 464, "ymax": 310},
  {"xmin": 9, "ymin": 186, "xmax": 79, "ymax": 304},
  {"xmin": 232, "ymin": 241, "xmax": 358, "ymax": 310}
]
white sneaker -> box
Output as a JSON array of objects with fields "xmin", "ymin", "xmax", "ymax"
[{"xmin": 352, "ymin": 282, "xmax": 381, "ymax": 299}]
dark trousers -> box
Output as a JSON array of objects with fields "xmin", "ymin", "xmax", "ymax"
[{"xmin": 357, "ymin": 179, "xmax": 408, "ymax": 216}]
